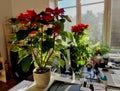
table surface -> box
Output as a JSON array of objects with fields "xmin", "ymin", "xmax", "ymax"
[
  {"xmin": 26, "ymin": 72, "xmax": 107, "ymax": 91},
  {"xmin": 26, "ymin": 72, "xmax": 82, "ymax": 91},
  {"xmin": 9, "ymin": 68, "xmax": 120, "ymax": 91}
]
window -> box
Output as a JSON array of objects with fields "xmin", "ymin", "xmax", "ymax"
[
  {"xmin": 58, "ymin": 0, "xmax": 76, "ymax": 31},
  {"xmin": 81, "ymin": 0, "xmax": 104, "ymax": 43},
  {"xmin": 81, "ymin": 0, "xmax": 104, "ymax": 4},
  {"xmin": 58, "ymin": 0, "xmax": 105, "ymax": 43},
  {"xmin": 58, "ymin": 0, "xmax": 120, "ymax": 49}
]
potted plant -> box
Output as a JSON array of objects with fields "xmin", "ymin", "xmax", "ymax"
[
  {"xmin": 9, "ymin": 7, "xmax": 72, "ymax": 88},
  {"xmin": 92, "ymin": 42, "xmax": 110, "ymax": 56},
  {"xmin": 91, "ymin": 42, "xmax": 110, "ymax": 68},
  {"xmin": 69, "ymin": 23, "xmax": 91, "ymax": 72}
]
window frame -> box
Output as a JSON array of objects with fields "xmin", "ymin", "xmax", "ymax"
[
  {"xmin": 103, "ymin": 0, "xmax": 111, "ymax": 46},
  {"xmin": 57, "ymin": 0, "xmax": 111, "ymax": 47}
]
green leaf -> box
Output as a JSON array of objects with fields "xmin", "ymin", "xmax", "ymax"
[
  {"xmin": 42, "ymin": 38, "xmax": 54, "ymax": 53},
  {"xmin": 76, "ymin": 60, "xmax": 86, "ymax": 67},
  {"xmin": 18, "ymin": 50, "xmax": 31, "ymax": 64},
  {"xmin": 16, "ymin": 30, "xmax": 29, "ymax": 40},
  {"xmin": 55, "ymin": 39, "xmax": 62, "ymax": 44},
  {"xmin": 60, "ymin": 19, "xmax": 65, "ymax": 23},
  {"xmin": 45, "ymin": 28, "xmax": 54, "ymax": 36},
  {"xmin": 59, "ymin": 22, "xmax": 64, "ymax": 31},
  {"xmin": 32, "ymin": 37, "xmax": 39, "ymax": 44},
  {"xmin": 62, "ymin": 15, "xmax": 72, "ymax": 22},
  {"xmin": 9, "ymin": 34, "xmax": 17, "ymax": 44},
  {"xmin": 11, "ymin": 46, "xmax": 22, "ymax": 52},
  {"xmin": 21, "ymin": 55, "xmax": 33, "ymax": 72},
  {"xmin": 54, "ymin": 56, "xmax": 65, "ymax": 68},
  {"xmin": 54, "ymin": 44, "xmax": 66, "ymax": 51},
  {"xmin": 59, "ymin": 31, "xmax": 74, "ymax": 42},
  {"xmin": 65, "ymin": 31, "xmax": 74, "ymax": 42}
]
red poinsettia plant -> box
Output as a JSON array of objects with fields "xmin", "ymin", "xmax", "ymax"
[
  {"xmin": 10, "ymin": 7, "xmax": 71, "ymax": 73},
  {"xmin": 71, "ymin": 23, "xmax": 89, "ymax": 34},
  {"xmin": 70, "ymin": 23, "xmax": 90, "ymax": 71}
]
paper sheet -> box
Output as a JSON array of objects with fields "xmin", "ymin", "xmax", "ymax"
[{"xmin": 8, "ymin": 80, "xmax": 33, "ymax": 91}]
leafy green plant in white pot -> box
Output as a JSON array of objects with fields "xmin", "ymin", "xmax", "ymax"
[{"xmin": 10, "ymin": 7, "xmax": 72, "ymax": 88}]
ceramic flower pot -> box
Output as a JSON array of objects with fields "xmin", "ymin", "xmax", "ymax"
[{"xmin": 33, "ymin": 68, "xmax": 51, "ymax": 88}]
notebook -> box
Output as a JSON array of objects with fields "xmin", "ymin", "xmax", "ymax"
[{"xmin": 8, "ymin": 80, "xmax": 33, "ymax": 91}]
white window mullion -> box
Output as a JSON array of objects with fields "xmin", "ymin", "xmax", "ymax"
[{"xmin": 49, "ymin": 0, "xmax": 58, "ymax": 8}]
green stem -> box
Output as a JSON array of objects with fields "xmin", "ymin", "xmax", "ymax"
[
  {"xmin": 32, "ymin": 50, "xmax": 41, "ymax": 68},
  {"xmin": 40, "ymin": 46, "xmax": 43, "ymax": 68},
  {"xmin": 43, "ymin": 33, "xmax": 55, "ymax": 68},
  {"xmin": 41, "ymin": 27, "xmax": 44, "ymax": 68},
  {"xmin": 31, "ymin": 36, "xmax": 42, "ymax": 69},
  {"xmin": 43, "ymin": 48, "xmax": 54, "ymax": 68},
  {"xmin": 43, "ymin": 51, "xmax": 49, "ymax": 65},
  {"xmin": 38, "ymin": 48, "xmax": 42, "ymax": 68}
]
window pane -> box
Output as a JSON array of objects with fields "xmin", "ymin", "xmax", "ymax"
[
  {"xmin": 81, "ymin": 0, "xmax": 104, "ymax": 4},
  {"xmin": 81, "ymin": 3, "xmax": 104, "ymax": 43},
  {"xmin": 64, "ymin": 8, "xmax": 76, "ymax": 31},
  {"xmin": 58, "ymin": 0, "xmax": 76, "ymax": 8}
]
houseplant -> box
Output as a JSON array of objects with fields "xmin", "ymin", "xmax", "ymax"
[
  {"xmin": 91, "ymin": 42, "xmax": 110, "ymax": 56},
  {"xmin": 69, "ymin": 23, "xmax": 91, "ymax": 71},
  {"xmin": 10, "ymin": 7, "xmax": 72, "ymax": 88},
  {"xmin": 90, "ymin": 42, "xmax": 110, "ymax": 68}
]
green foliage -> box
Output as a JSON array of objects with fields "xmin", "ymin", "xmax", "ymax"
[
  {"xmin": 70, "ymin": 24, "xmax": 91, "ymax": 69},
  {"xmin": 91, "ymin": 42, "xmax": 110, "ymax": 56},
  {"xmin": 53, "ymin": 56, "xmax": 65, "ymax": 68},
  {"xmin": 16, "ymin": 30, "xmax": 28, "ymax": 40},
  {"xmin": 42, "ymin": 38, "xmax": 54, "ymax": 53},
  {"xmin": 59, "ymin": 31, "xmax": 74, "ymax": 43},
  {"xmin": 21, "ymin": 55, "xmax": 33, "ymax": 72}
]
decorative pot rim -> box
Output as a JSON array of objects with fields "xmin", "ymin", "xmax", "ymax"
[{"xmin": 33, "ymin": 67, "xmax": 50, "ymax": 74}]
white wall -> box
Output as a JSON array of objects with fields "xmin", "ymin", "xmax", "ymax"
[
  {"xmin": 11, "ymin": 0, "xmax": 49, "ymax": 17},
  {"xmin": 0, "ymin": 0, "xmax": 12, "ymax": 59},
  {"xmin": 0, "ymin": 0, "xmax": 50, "ymax": 60}
]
